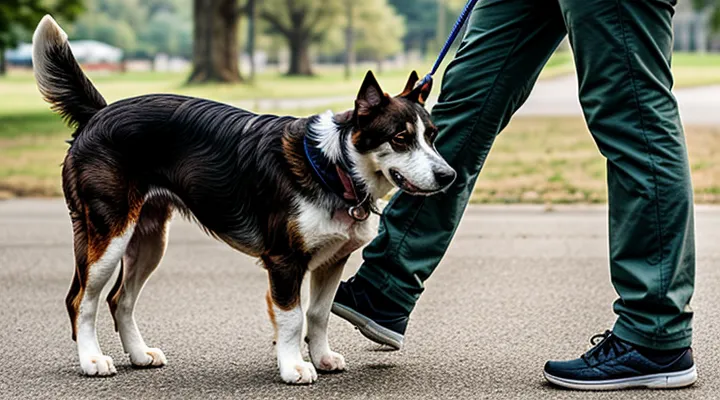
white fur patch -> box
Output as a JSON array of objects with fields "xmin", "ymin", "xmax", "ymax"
[
  {"xmin": 32, "ymin": 15, "xmax": 69, "ymax": 103},
  {"xmin": 273, "ymin": 304, "xmax": 317, "ymax": 384},
  {"xmin": 314, "ymin": 110, "xmax": 344, "ymax": 163},
  {"xmin": 77, "ymin": 224, "xmax": 135, "ymax": 376},
  {"xmin": 366, "ymin": 113, "xmax": 453, "ymax": 194},
  {"xmin": 305, "ymin": 264, "xmax": 346, "ymax": 372},
  {"xmin": 415, "ymin": 115, "xmax": 446, "ymax": 165},
  {"xmin": 115, "ymin": 221, "xmax": 170, "ymax": 368},
  {"xmin": 294, "ymin": 198, "xmax": 375, "ymax": 271}
]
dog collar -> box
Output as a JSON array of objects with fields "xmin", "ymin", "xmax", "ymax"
[{"xmin": 303, "ymin": 134, "xmax": 373, "ymax": 221}]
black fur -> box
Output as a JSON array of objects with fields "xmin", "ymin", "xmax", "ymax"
[
  {"xmin": 69, "ymin": 94, "xmax": 316, "ymax": 254},
  {"xmin": 38, "ymin": 37, "xmax": 107, "ymax": 132}
]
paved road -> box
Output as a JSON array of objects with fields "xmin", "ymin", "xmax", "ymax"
[
  {"xmin": 510, "ymin": 75, "xmax": 720, "ymax": 126},
  {"xmin": 235, "ymin": 74, "xmax": 720, "ymax": 126},
  {"xmin": 1, "ymin": 200, "xmax": 719, "ymax": 399}
]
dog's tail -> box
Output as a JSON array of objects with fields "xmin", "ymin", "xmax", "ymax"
[{"xmin": 32, "ymin": 15, "xmax": 107, "ymax": 134}]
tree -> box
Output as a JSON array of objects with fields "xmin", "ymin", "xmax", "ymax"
[
  {"xmin": 344, "ymin": 0, "xmax": 354, "ymax": 80},
  {"xmin": 259, "ymin": 0, "xmax": 344, "ymax": 76},
  {"xmin": 188, "ymin": 0, "xmax": 243, "ymax": 83},
  {"xmin": 73, "ymin": 13, "xmax": 137, "ymax": 53},
  {"xmin": 388, "ymin": 0, "xmax": 437, "ymax": 54},
  {"xmin": 0, "ymin": 0, "xmax": 84, "ymax": 75},
  {"xmin": 139, "ymin": 10, "xmax": 193, "ymax": 58},
  {"xmin": 246, "ymin": 0, "xmax": 257, "ymax": 81},
  {"xmin": 353, "ymin": 0, "xmax": 405, "ymax": 73},
  {"xmin": 69, "ymin": 0, "xmax": 193, "ymax": 60},
  {"xmin": 692, "ymin": 0, "xmax": 720, "ymax": 30}
]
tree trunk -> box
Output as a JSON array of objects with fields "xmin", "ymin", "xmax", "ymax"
[
  {"xmin": 0, "ymin": 47, "xmax": 6, "ymax": 76},
  {"xmin": 344, "ymin": 0, "xmax": 354, "ymax": 80},
  {"xmin": 188, "ymin": 0, "xmax": 242, "ymax": 83},
  {"xmin": 287, "ymin": 34, "xmax": 313, "ymax": 76},
  {"xmin": 246, "ymin": 0, "xmax": 256, "ymax": 81},
  {"xmin": 436, "ymin": 0, "xmax": 446, "ymax": 53}
]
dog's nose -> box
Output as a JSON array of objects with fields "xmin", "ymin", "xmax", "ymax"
[{"xmin": 434, "ymin": 169, "xmax": 456, "ymax": 188}]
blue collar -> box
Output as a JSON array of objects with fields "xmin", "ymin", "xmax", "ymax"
[{"xmin": 303, "ymin": 132, "xmax": 373, "ymax": 221}]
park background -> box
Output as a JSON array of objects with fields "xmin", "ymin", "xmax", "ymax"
[
  {"xmin": 3, "ymin": 2, "xmax": 720, "ymax": 398},
  {"xmin": 1, "ymin": 0, "xmax": 719, "ymax": 204}
]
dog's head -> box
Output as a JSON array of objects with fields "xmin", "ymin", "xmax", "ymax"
[{"xmin": 349, "ymin": 71, "xmax": 456, "ymax": 197}]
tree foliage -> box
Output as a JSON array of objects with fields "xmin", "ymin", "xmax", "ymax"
[
  {"xmin": 0, "ymin": 0, "xmax": 84, "ymax": 50},
  {"xmin": 69, "ymin": 0, "xmax": 192, "ymax": 58},
  {"xmin": 353, "ymin": 0, "xmax": 406, "ymax": 61},
  {"xmin": 258, "ymin": 0, "xmax": 406, "ymax": 75},
  {"xmin": 0, "ymin": 0, "xmax": 84, "ymax": 74},
  {"xmin": 258, "ymin": 0, "xmax": 344, "ymax": 75},
  {"xmin": 691, "ymin": 0, "xmax": 720, "ymax": 31},
  {"xmin": 387, "ymin": 0, "xmax": 437, "ymax": 53}
]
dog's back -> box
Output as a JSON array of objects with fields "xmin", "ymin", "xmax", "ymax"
[{"xmin": 32, "ymin": 15, "xmax": 303, "ymax": 248}]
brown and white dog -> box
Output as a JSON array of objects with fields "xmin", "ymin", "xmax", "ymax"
[{"xmin": 32, "ymin": 15, "xmax": 455, "ymax": 384}]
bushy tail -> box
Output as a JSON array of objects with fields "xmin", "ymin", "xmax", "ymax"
[{"xmin": 32, "ymin": 15, "xmax": 106, "ymax": 133}]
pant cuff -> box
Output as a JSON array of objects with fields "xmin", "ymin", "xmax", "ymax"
[
  {"xmin": 613, "ymin": 319, "xmax": 692, "ymax": 350},
  {"xmin": 356, "ymin": 266, "xmax": 419, "ymax": 314}
]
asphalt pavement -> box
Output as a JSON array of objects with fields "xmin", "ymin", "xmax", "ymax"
[{"xmin": 1, "ymin": 199, "xmax": 719, "ymax": 399}]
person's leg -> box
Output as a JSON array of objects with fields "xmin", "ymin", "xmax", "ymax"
[
  {"xmin": 543, "ymin": 0, "xmax": 696, "ymax": 390},
  {"xmin": 333, "ymin": 0, "xmax": 567, "ymax": 348}
]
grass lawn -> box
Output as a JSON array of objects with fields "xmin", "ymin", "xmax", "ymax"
[
  {"xmin": 2, "ymin": 115, "xmax": 718, "ymax": 203},
  {"xmin": 473, "ymin": 118, "xmax": 720, "ymax": 204},
  {"xmin": 670, "ymin": 52, "xmax": 720, "ymax": 88}
]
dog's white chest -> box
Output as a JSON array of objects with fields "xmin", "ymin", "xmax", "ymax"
[{"xmin": 295, "ymin": 200, "xmax": 377, "ymax": 271}]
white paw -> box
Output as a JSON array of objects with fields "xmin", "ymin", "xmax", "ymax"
[
  {"xmin": 280, "ymin": 361, "xmax": 318, "ymax": 385},
  {"xmin": 313, "ymin": 351, "xmax": 346, "ymax": 372},
  {"xmin": 80, "ymin": 354, "xmax": 117, "ymax": 377},
  {"xmin": 130, "ymin": 347, "xmax": 167, "ymax": 368}
]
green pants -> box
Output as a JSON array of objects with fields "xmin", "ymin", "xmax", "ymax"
[{"xmin": 358, "ymin": 0, "xmax": 695, "ymax": 350}]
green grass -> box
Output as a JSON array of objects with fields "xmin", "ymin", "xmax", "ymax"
[
  {"xmin": 2, "ymin": 115, "xmax": 719, "ymax": 203},
  {"xmin": 668, "ymin": 52, "xmax": 720, "ymax": 88},
  {"xmin": 469, "ymin": 117, "xmax": 720, "ymax": 204},
  {"xmin": 673, "ymin": 52, "xmax": 720, "ymax": 67}
]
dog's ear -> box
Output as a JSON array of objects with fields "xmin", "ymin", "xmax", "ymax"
[
  {"xmin": 355, "ymin": 71, "xmax": 388, "ymax": 118},
  {"xmin": 399, "ymin": 71, "xmax": 420, "ymax": 97},
  {"xmin": 404, "ymin": 76, "xmax": 433, "ymax": 106}
]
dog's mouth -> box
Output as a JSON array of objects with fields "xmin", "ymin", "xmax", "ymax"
[{"xmin": 388, "ymin": 168, "xmax": 438, "ymax": 195}]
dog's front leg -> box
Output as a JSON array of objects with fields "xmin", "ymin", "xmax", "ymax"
[
  {"xmin": 265, "ymin": 260, "xmax": 317, "ymax": 385},
  {"xmin": 306, "ymin": 256, "xmax": 348, "ymax": 373}
]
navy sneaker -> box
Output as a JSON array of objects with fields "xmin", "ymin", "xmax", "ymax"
[
  {"xmin": 544, "ymin": 330, "xmax": 697, "ymax": 390},
  {"xmin": 331, "ymin": 276, "xmax": 408, "ymax": 350}
]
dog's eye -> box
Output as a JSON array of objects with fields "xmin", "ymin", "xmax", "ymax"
[{"xmin": 392, "ymin": 131, "xmax": 409, "ymax": 146}]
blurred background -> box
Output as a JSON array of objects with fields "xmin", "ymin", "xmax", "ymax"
[{"xmin": 0, "ymin": 0, "xmax": 719, "ymax": 203}]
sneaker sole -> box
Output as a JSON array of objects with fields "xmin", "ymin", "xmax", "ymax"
[
  {"xmin": 544, "ymin": 365, "xmax": 697, "ymax": 391},
  {"xmin": 331, "ymin": 303, "xmax": 403, "ymax": 350}
]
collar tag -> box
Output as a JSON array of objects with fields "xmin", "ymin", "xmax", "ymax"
[
  {"xmin": 347, "ymin": 193, "xmax": 372, "ymax": 221},
  {"xmin": 348, "ymin": 204, "xmax": 369, "ymax": 221}
]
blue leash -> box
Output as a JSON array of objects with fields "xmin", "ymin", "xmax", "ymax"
[{"xmin": 418, "ymin": 0, "xmax": 480, "ymax": 88}]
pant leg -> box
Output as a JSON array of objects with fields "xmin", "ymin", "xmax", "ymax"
[
  {"xmin": 558, "ymin": 0, "xmax": 694, "ymax": 349},
  {"xmin": 356, "ymin": 0, "xmax": 568, "ymax": 313}
]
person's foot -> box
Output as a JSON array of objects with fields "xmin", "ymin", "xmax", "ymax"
[
  {"xmin": 331, "ymin": 276, "xmax": 408, "ymax": 350},
  {"xmin": 544, "ymin": 330, "xmax": 697, "ymax": 390}
]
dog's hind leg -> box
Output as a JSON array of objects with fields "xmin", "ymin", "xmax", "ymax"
[
  {"xmin": 108, "ymin": 201, "xmax": 171, "ymax": 368},
  {"xmin": 306, "ymin": 256, "xmax": 348, "ymax": 373},
  {"xmin": 72, "ymin": 213, "xmax": 136, "ymax": 377},
  {"xmin": 264, "ymin": 256, "xmax": 317, "ymax": 384}
]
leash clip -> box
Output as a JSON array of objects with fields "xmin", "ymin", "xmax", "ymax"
[{"xmin": 348, "ymin": 194, "xmax": 371, "ymax": 221}]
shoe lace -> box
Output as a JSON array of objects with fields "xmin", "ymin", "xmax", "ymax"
[{"xmin": 581, "ymin": 330, "xmax": 624, "ymax": 363}]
